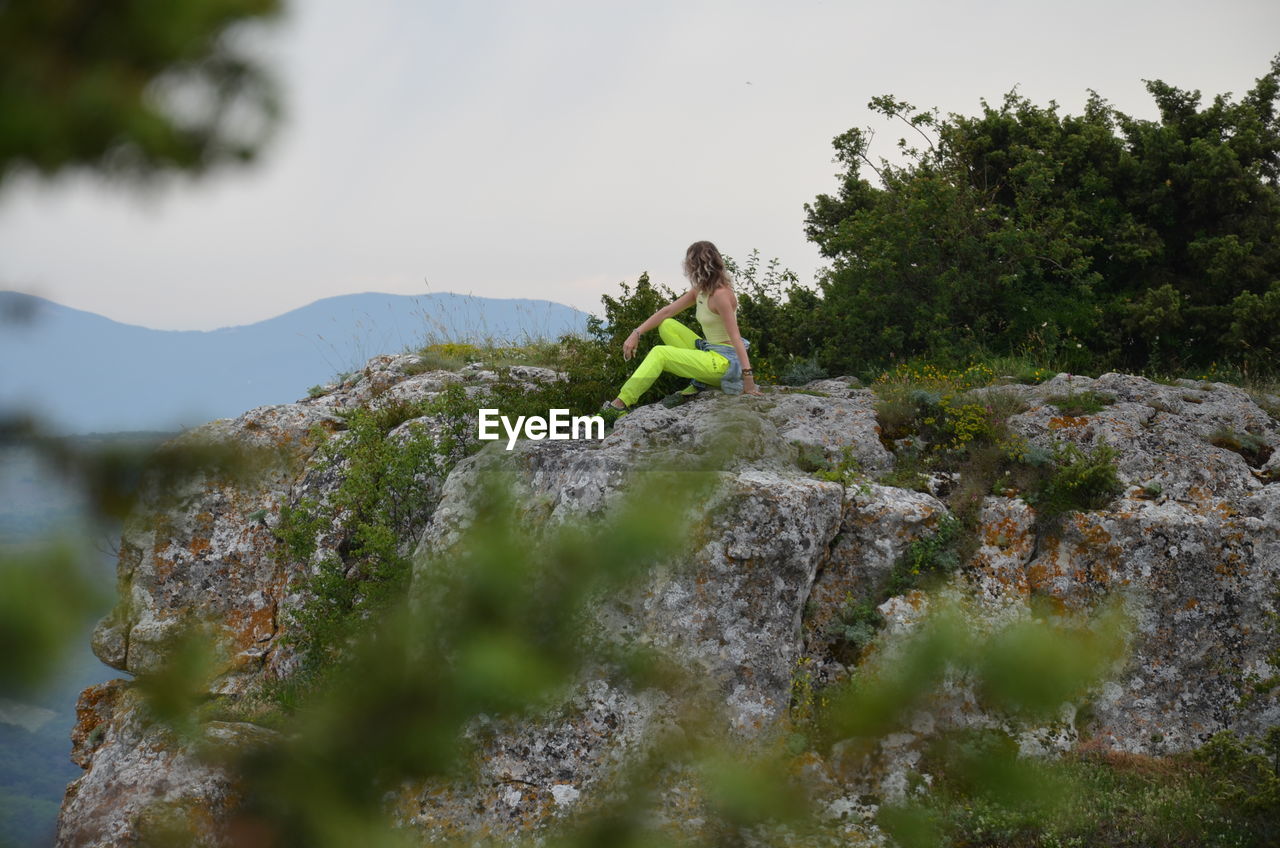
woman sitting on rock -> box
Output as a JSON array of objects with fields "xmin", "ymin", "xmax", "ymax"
[{"xmin": 602, "ymin": 241, "xmax": 760, "ymax": 421}]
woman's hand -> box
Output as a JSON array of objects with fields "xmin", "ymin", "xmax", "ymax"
[
  {"xmin": 624, "ymin": 290, "xmax": 695, "ymax": 361},
  {"xmin": 710, "ymin": 287, "xmax": 760, "ymax": 396}
]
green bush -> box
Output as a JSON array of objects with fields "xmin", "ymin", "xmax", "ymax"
[
  {"xmin": 777, "ymin": 355, "xmax": 828, "ymax": 386},
  {"xmin": 1196, "ymin": 728, "xmax": 1280, "ymax": 839},
  {"xmin": 826, "ymin": 596, "xmax": 886, "ymax": 663},
  {"xmin": 885, "ymin": 514, "xmax": 965, "ymax": 598},
  {"xmin": 275, "ymin": 408, "xmax": 443, "ymax": 671},
  {"xmin": 1045, "ymin": 390, "xmax": 1117, "ymax": 416},
  {"xmin": 1027, "ymin": 441, "xmax": 1125, "ymax": 521}
]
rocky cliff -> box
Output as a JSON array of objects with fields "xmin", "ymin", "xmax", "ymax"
[{"xmin": 54, "ymin": 356, "xmax": 1280, "ymax": 846}]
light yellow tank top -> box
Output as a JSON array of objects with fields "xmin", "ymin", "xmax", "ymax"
[{"xmin": 695, "ymin": 289, "xmax": 731, "ymax": 345}]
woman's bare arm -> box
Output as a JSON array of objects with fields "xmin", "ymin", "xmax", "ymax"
[
  {"xmin": 623, "ymin": 288, "xmax": 696, "ymax": 360},
  {"xmin": 709, "ymin": 287, "xmax": 760, "ymax": 395}
]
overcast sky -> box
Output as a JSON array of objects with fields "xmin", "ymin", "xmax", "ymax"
[{"xmin": 1, "ymin": 0, "xmax": 1277, "ymax": 331}]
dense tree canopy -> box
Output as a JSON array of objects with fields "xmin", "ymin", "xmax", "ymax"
[{"xmin": 802, "ymin": 56, "xmax": 1280, "ymax": 376}]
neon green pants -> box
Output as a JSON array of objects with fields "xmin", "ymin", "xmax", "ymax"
[{"xmin": 617, "ymin": 319, "xmax": 729, "ymax": 407}]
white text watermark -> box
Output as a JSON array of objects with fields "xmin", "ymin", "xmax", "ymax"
[{"xmin": 477, "ymin": 408, "xmax": 605, "ymax": 450}]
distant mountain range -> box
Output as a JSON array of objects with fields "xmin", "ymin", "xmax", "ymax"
[{"xmin": 0, "ymin": 291, "xmax": 589, "ymax": 434}]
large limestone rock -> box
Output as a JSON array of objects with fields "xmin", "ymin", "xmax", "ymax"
[{"xmin": 56, "ymin": 363, "xmax": 1280, "ymax": 846}]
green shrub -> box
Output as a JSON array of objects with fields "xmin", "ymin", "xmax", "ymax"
[
  {"xmin": 1027, "ymin": 441, "xmax": 1125, "ymax": 521},
  {"xmin": 777, "ymin": 355, "xmax": 828, "ymax": 386},
  {"xmin": 796, "ymin": 444, "xmax": 864, "ymax": 486},
  {"xmin": 873, "ymin": 363, "xmax": 1004, "ymax": 455},
  {"xmin": 826, "ymin": 596, "xmax": 886, "ymax": 663},
  {"xmin": 405, "ymin": 343, "xmax": 477, "ymax": 373},
  {"xmin": 982, "ymin": 355, "xmax": 1057, "ymax": 385},
  {"xmin": 884, "ymin": 514, "xmax": 964, "ymax": 598},
  {"xmin": 275, "ymin": 408, "xmax": 443, "ymax": 671},
  {"xmin": 1045, "ymin": 389, "xmax": 1117, "ymax": 416},
  {"xmin": 877, "ymin": 460, "xmax": 931, "ymax": 493},
  {"xmin": 1196, "ymin": 728, "xmax": 1280, "ymax": 839}
]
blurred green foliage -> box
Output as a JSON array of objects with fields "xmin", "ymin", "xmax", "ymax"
[
  {"xmin": 218, "ymin": 461, "xmax": 774, "ymax": 847},
  {"xmin": 0, "ymin": 2, "xmax": 284, "ymax": 843},
  {"xmin": 0, "ymin": 546, "xmax": 105, "ymax": 696},
  {"xmin": 0, "ymin": 0, "xmax": 281, "ymax": 184},
  {"xmin": 0, "ymin": 0, "xmax": 286, "ymax": 703}
]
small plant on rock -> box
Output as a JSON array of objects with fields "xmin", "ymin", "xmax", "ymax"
[
  {"xmin": 778, "ymin": 355, "xmax": 828, "ymax": 386},
  {"xmin": 1044, "ymin": 389, "xmax": 1116, "ymax": 416},
  {"xmin": 1208, "ymin": 427, "xmax": 1275, "ymax": 468},
  {"xmin": 826, "ymin": 595, "xmax": 886, "ymax": 664},
  {"xmin": 1026, "ymin": 441, "xmax": 1125, "ymax": 522},
  {"xmin": 885, "ymin": 514, "xmax": 965, "ymax": 598}
]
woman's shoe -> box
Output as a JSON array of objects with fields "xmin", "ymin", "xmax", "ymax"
[{"xmin": 662, "ymin": 382, "xmax": 703, "ymax": 407}]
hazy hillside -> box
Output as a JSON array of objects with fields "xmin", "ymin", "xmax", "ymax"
[{"xmin": 0, "ymin": 291, "xmax": 588, "ymax": 434}]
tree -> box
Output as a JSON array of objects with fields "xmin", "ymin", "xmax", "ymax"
[{"xmin": 805, "ymin": 55, "xmax": 1280, "ymax": 376}]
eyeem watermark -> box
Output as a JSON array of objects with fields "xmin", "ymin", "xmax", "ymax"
[{"xmin": 477, "ymin": 408, "xmax": 605, "ymax": 450}]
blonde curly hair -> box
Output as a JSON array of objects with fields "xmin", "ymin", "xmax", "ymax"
[{"xmin": 683, "ymin": 241, "xmax": 731, "ymax": 295}]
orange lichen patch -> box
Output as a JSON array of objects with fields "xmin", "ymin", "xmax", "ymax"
[
  {"xmin": 1183, "ymin": 598, "xmax": 1200, "ymax": 610},
  {"xmin": 70, "ymin": 680, "xmax": 126, "ymax": 768},
  {"xmin": 1025, "ymin": 559, "xmax": 1057, "ymax": 589},
  {"xmin": 1185, "ymin": 485, "xmax": 1213, "ymax": 502},
  {"xmin": 1070, "ymin": 518, "xmax": 1123, "ymax": 569},
  {"xmin": 187, "ymin": 520, "xmax": 215, "ymax": 558},
  {"xmin": 900, "ymin": 589, "xmax": 927, "ymax": 610},
  {"xmin": 1210, "ymin": 501, "xmax": 1238, "ymax": 519},
  {"xmin": 1214, "ymin": 556, "xmax": 1249, "ymax": 578},
  {"xmin": 314, "ymin": 418, "xmax": 344, "ymax": 437},
  {"xmin": 1049, "ymin": 415, "xmax": 1090, "ymax": 431},
  {"xmin": 982, "ymin": 516, "xmax": 1029, "ymax": 550},
  {"xmin": 1070, "ymin": 562, "xmax": 1113, "ymax": 589},
  {"xmin": 222, "ymin": 603, "xmax": 277, "ymax": 664}
]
